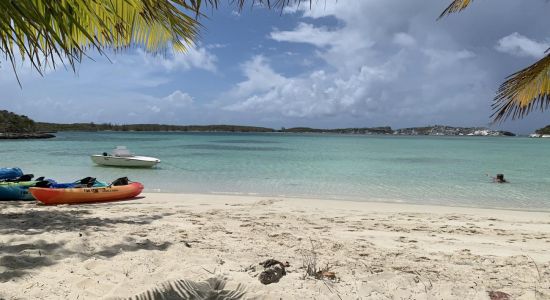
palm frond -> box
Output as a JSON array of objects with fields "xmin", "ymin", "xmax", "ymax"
[
  {"xmin": 0, "ymin": 0, "xmax": 203, "ymax": 83},
  {"xmin": 0, "ymin": 0, "xmax": 312, "ymax": 82},
  {"xmin": 492, "ymin": 54, "xmax": 550, "ymax": 122},
  {"xmin": 127, "ymin": 277, "xmax": 247, "ymax": 300},
  {"xmin": 438, "ymin": 0, "xmax": 473, "ymax": 19}
]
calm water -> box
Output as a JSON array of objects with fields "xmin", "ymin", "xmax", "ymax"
[{"xmin": 1, "ymin": 131, "xmax": 549, "ymax": 210}]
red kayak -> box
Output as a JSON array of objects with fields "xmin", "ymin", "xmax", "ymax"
[{"xmin": 29, "ymin": 182, "xmax": 144, "ymax": 205}]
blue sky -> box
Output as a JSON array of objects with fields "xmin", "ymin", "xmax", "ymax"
[{"xmin": 1, "ymin": 1, "xmax": 549, "ymax": 134}]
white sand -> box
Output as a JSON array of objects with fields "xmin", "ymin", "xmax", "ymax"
[{"xmin": 1, "ymin": 193, "xmax": 550, "ymax": 299}]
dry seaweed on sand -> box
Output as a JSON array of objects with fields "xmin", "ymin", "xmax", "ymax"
[{"xmin": 258, "ymin": 259, "xmax": 289, "ymax": 285}]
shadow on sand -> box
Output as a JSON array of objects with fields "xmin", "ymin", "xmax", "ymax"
[
  {"xmin": 0, "ymin": 201, "xmax": 173, "ymax": 282},
  {"xmin": 126, "ymin": 277, "xmax": 247, "ymax": 300}
]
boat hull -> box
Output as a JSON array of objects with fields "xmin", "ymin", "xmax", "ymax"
[
  {"xmin": 29, "ymin": 182, "xmax": 144, "ymax": 205},
  {"xmin": 91, "ymin": 155, "xmax": 160, "ymax": 168}
]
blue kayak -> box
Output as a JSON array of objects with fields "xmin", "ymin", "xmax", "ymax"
[
  {"xmin": 0, "ymin": 168, "xmax": 24, "ymax": 180},
  {"xmin": 0, "ymin": 180, "xmax": 46, "ymax": 200},
  {"xmin": 0, "ymin": 179, "xmax": 107, "ymax": 200}
]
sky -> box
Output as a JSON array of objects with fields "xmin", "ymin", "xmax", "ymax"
[{"xmin": 1, "ymin": 0, "xmax": 549, "ymax": 134}]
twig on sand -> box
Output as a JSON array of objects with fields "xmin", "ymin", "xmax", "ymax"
[
  {"xmin": 301, "ymin": 238, "xmax": 342, "ymax": 299},
  {"xmin": 321, "ymin": 279, "xmax": 343, "ymax": 300},
  {"xmin": 201, "ymin": 267, "xmax": 215, "ymax": 275},
  {"xmin": 526, "ymin": 255, "xmax": 542, "ymax": 282},
  {"xmin": 413, "ymin": 270, "xmax": 432, "ymax": 294}
]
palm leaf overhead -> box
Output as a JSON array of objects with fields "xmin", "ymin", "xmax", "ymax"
[
  {"xmin": 0, "ymin": 1, "xmax": 201, "ymax": 77},
  {"xmin": 439, "ymin": 0, "xmax": 550, "ymax": 121},
  {"xmin": 438, "ymin": 0, "xmax": 473, "ymax": 19},
  {"xmin": 0, "ymin": 0, "xmax": 308, "ymax": 81},
  {"xmin": 492, "ymin": 54, "xmax": 550, "ymax": 122}
]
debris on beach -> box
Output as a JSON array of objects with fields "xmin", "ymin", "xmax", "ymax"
[
  {"xmin": 258, "ymin": 259, "xmax": 289, "ymax": 285},
  {"xmin": 302, "ymin": 239, "xmax": 339, "ymax": 281},
  {"xmin": 488, "ymin": 291, "xmax": 511, "ymax": 300},
  {"xmin": 317, "ymin": 270, "xmax": 337, "ymax": 280}
]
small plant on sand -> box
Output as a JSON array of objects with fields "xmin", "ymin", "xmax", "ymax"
[{"xmin": 301, "ymin": 239, "xmax": 337, "ymax": 281}]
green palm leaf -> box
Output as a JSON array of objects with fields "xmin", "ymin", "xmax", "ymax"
[
  {"xmin": 0, "ymin": 0, "xmax": 199, "ymax": 82},
  {"xmin": 492, "ymin": 54, "xmax": 550, "ymax": 122},
  {"xmin": 0, "ymin": 0, "xmax": 309, "ymax": 83},
  {"xmin": 439, "ymin": 0, "xmax": 550, "ymax": 121},
  {"xmin": 438, "ymin": 0, "xmax": 473, "ymax": 19}
]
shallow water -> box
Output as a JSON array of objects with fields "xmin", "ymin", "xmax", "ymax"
[{"xmin": 1, "ymin": 131, "xmax": 549, "ymax": 210}]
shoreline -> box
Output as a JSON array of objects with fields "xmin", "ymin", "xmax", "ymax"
[
  {"xmin": 142, "ymin": 191, "xmax": 550, "ymax": 213},
  {"xmin": 1, "ymin": 193, "xmax": 550, "ymax": 299}
]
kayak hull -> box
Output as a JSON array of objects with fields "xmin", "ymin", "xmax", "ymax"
[
  {"xmin": 29, "ymin": 182, "xmax": 144, "ymax": 205},
  {"xmin": 91, "ymin": 155, "xmax": 160, "ymax": 168},
  {"xmin": 0, "ymin": 181, "xmax": 38, "ymax": 200}
]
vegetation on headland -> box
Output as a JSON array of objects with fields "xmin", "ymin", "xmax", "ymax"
[
  {"xmin": 0, "ymin": 110, "xmax": 518, "ymax": 137},
  {"xmin": 535, "ymin": 125, "xmax": 550, "ymax": 135},
  {"xmin": 36, "ymin": 122, "xmax": 515, "ymax": 136},
  {"xmin": 282, "ymin": 127, "xmax": 394, "ymax": 134},
  {"xmin": 0, "ymin": 110, "xmax": 36, "ymax": 133},
  {"xmin": 36, "ymin": 122, "xmax": 274, "ymax": 133},
  {"xmin": 0, "ymin": 110, "xmax": 54, "ymax": 139}
]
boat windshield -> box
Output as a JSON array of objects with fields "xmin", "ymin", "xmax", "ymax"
[{"xmin": 112, "ymin": 146, "xmax": 133, "ymax": 157}]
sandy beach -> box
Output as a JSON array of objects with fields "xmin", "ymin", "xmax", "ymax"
[{"xmin": 1, "ymin": 193, "xmax": 550, "ymax": 299}]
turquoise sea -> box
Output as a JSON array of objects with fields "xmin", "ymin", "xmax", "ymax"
[{"xmin": 1, "ymin": 131, "xmax": 549, "ymax": 210}]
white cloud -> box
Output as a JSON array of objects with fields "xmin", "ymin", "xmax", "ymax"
[
  {"xmin": 225, "ymin": 60, "xmax": 390, "ymax": 118},
  {"xmin": 423, "ymin": 49, "xmax": 475, "ymax": 71},
  {"xmin": 271, "ymin": 23, "xmax": 337, "ymax": 47},
  {"xmin": 162, "ymin": 90, "xmax": 194, "ymax": 107},
  {"xmin": 140, "ymin": 46, "xmax": 217, "ymax": 72},
  {"xmin": 230, "ymin": 55, "xmax": 286, "ymax": 97},
  {"xmin": 206, "ymin": 43, "xmax": 227, "ymax": 49},
  {"xmin": 393, "ymin": 33, "xmax": 417, "ymax": 48},
  {"xmin": 495, "ymin": 32, "xmax": 549, "ymax": 58},
  {"xmin": 149, "ymin": 105, "xmax": 161, "ymax": 113},
  {"xmin": 270, "ymin": 21, "xmax": 372, "ymax": 72},
  {"xmin": 224, "ymin": 1, "xmax": 488, "ymax": 124}
]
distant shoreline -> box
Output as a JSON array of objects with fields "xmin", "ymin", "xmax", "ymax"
[
  {"xmin": 35, "ymin": 123, "xmax": 517, "ymax": 137},
  {"xmin": 0, "ymin": 132, "xmax": 55, "ymax": 140}
]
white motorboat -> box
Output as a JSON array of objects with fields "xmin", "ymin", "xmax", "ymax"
[{"xmin": 91, "ymin": 146, "xmax": 160, "ymax": 168}]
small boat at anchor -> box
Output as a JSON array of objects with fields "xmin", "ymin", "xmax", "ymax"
[{"xmin": 91, "ymin": 146, "xmax": 160, "ymax": 168}]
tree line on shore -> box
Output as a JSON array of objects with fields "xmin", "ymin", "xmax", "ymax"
[
  {"xmin": 35, "ymin": 122, "xmax": 275, "ymax": 133},
  {"xmin": 0, "ymin": 110, "xmax": 543, "ymax": 136}
]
